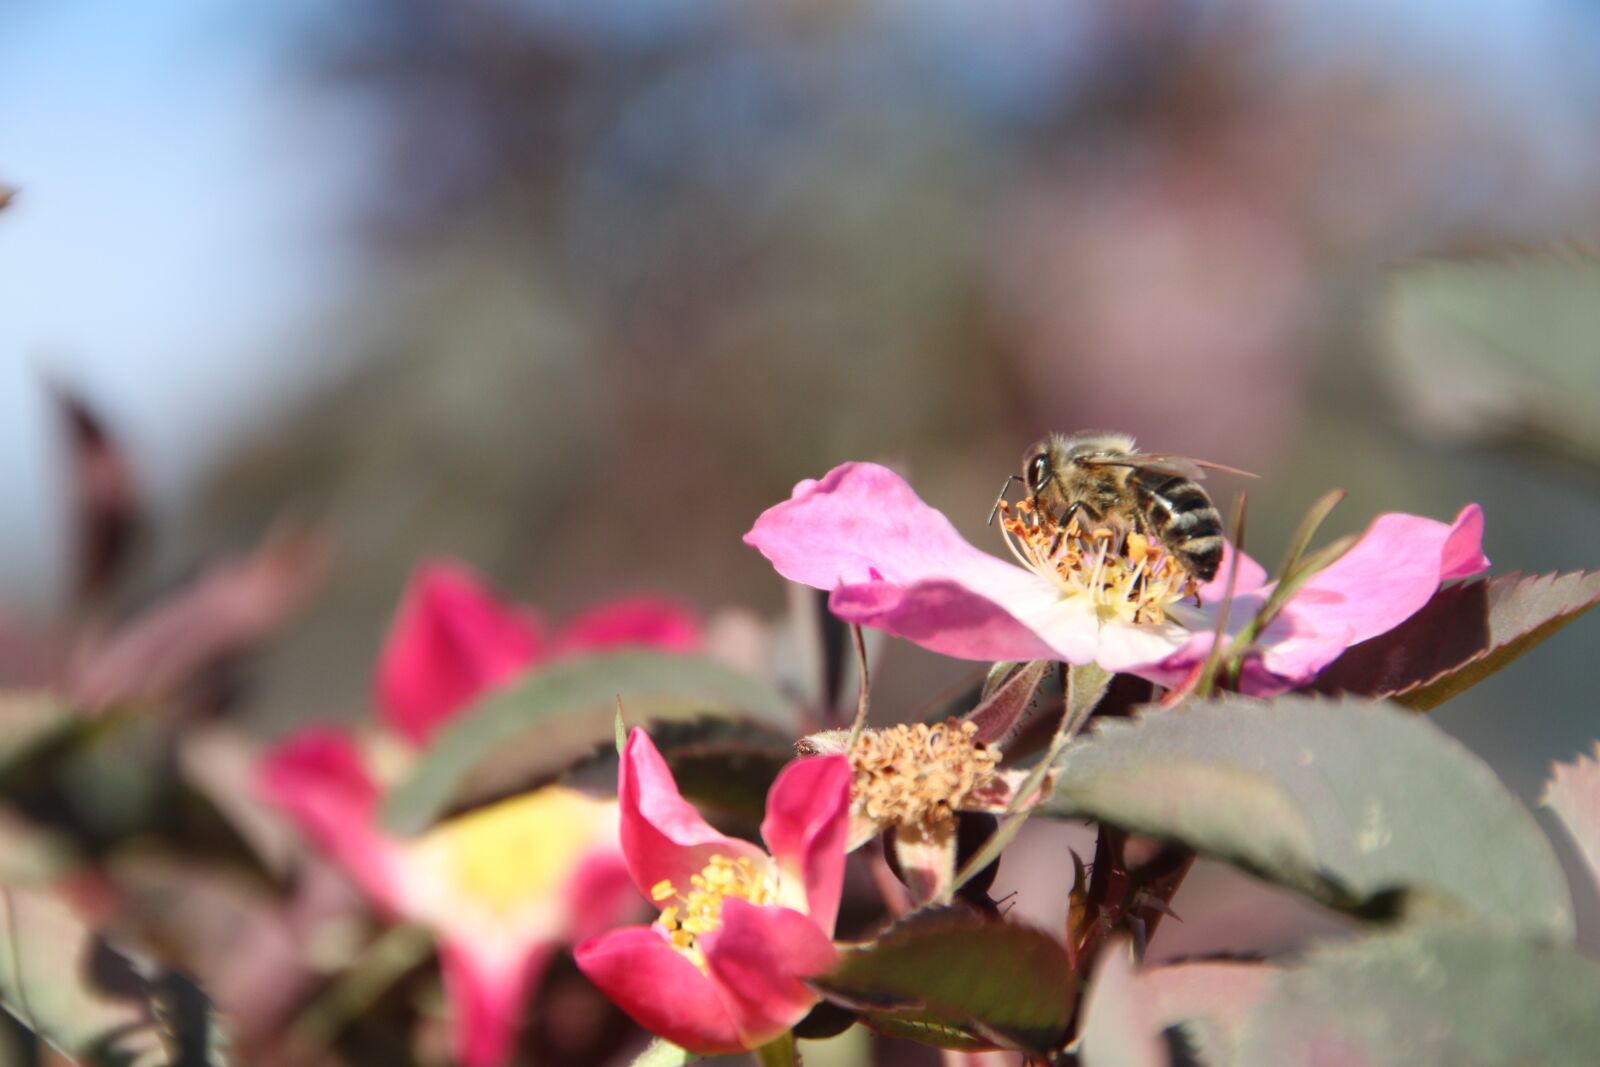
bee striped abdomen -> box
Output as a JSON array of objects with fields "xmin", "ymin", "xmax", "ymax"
[{"xmin": 1139, "ymin": 475, "xmax": 1223, "ymax": 583}]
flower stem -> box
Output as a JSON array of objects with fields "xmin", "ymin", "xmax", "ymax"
[
  {"xmin": 286, "ymin": 922, "xmax": 435, "ymax": 1052},
  {"xmin": 754, "ymin": 1032, "xmax": 799, "ymax": 1067},
  {"xmin": 944, "ymin": 662, "xmax": 1111, "ymax": 900},
  {"xmin": 846, "ymin": 623, "xmax": 871, "ymax": 750}
]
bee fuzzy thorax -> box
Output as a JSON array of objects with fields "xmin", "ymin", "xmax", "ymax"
[{"xmin": 997, "ymin": 497, "xmax": 1197, "ymax": 625}]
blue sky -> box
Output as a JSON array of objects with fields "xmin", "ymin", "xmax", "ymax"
[
  {"xmin": 1, "ymin": 0, "xmax": 1596, "ymax": 611},
  {"xmin": 0, "ymin": 0, "xmax": 364, "ymax": 607}
]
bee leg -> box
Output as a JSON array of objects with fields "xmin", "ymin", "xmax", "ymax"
[
  {"xmin": 987, "ymin": 474, "xmax": 1023, "ymax": 526},
  {"xmin": 1048, "ymin": 502, "xmax": 1093, "ymax": 554}
]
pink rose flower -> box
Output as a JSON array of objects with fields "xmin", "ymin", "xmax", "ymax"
[
  {"xmin": 744, "ymin": 463, "xmax": 1488, "ymax": 695},
  {"xmin": 259, "ymin": 560, "xmax": 699, "ymax": 1067},
  {"xmin": 378, "ymin": 559, "xmax": 699, "ymax": 745},
  {"xmin": 575, "ymin": 729, "xmax": 851, "ymax": 1054}
]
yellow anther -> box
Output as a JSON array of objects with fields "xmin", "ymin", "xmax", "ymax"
[
  {"xmin": 651, "ymin": 879, "xmax": 677, "ymax": 902},
  {"xmin": 655, "ymin": 854, "xmax": 777, "ymax": 969}
]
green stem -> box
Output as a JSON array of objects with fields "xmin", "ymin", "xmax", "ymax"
[
  {"xmin": 846, "ymin": 624, "xmax": 871, "ymax": 751},
  {"xmin": 945, "ymin": 662, "xmax": 1111, "ymax": 900},
  {"xmin": 286, "ymin": 922, "xmax": 435, "ymax": 1051},
  {"xmin": 754, "ymin": 1032, "xmax": 798, "ymax": 1067}
]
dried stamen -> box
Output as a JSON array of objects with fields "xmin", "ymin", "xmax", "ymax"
[{"xmin": 850, "ymin": 719, "xmax": 1000, "ymax": 829}]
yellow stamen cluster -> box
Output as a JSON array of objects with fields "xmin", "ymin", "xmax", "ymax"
[
  {"xmin": 653, "ymin": 855, "xmax": 776, "ymax": 968},
  {"xmin": 998, "ymin": 499, "xmax": 1195, "ymax": 624},
  {"xmin": 850, "ymin": 719, "xmax": 999, "ymax": 829},
  {"xmin": 430, "ymin": 787, "xmax": 612, "ymax": 919}
]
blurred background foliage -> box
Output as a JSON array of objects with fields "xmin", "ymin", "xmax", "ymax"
[{"xmin": 6, "ymin": 0, "xmax": 1600, "ymax": 1052}]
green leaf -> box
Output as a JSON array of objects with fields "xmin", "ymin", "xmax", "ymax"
[
  {"xmin": 1543, "ymin": 743, "xmax": 1600, "ymax": 896},
  {"xmin": 1382, "ymin": 251, "xmax": 1600, "ymax": 460},
  {"xmin": 0, "ymin": 885, "xmax": 229, "ymax": 1065},
  {"xmin": 1234, "ymin": 926, "xmax": 1600, "ymax": 1067},
  {"xmin": 813, "ymin": 907, "xmax": 1076, "ymax": 1053},
  {"xmin": 1314, "ymin": 570, "xmax": 1600, "ymax": 710},
  {"xmin": 1039, "ymin": 695, "xmax": 1573, "ymax": 938},
  {"xmin": 381, "ymin": 650, "xmax": 796, "ymax": 834}
]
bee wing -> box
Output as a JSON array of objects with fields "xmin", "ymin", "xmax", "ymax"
[{"xmin": 1078, "ymin": 452, "xmax": 1258, "ymax": 481}]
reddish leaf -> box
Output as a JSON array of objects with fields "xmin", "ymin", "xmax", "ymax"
[
  {"xmin": 67, "ymin": 526, "xmax": 330, "ymax": 712},
  {"xmin": 964, "ymin": 661, "xmax": 1050, "ymax": 746},
  {"xmin": 1312, "ymin": 570, "xmax": 1600, "ymax": 710},
  {"xmin": 51, "ymin": 384, "xmax": 141, "ymax": 606},
  {"xmin": 0, "ymin": 610, "xmax": 51, "ymax": 686},
  {"xmin": 814, "ymin": 907, "xmax": 1077, "ymax": 1053},
  {"xmin": 0, "ymin": 185, "xmax": 14, "ymax": 211}
]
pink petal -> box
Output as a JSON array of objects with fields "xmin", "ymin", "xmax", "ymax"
[
  {"xmin": 1439, "ymin": 504, "xmax": 1490, "ymax": 580},
  {"xmin": 619, "ymin": 729, "xmax": 766, "ymax": 901},
  {"xmin": 1196, "ymin": 541, "xmax": 1270, "ymax": 603},
  {"xmin": 563, "ymin": 850, "xmax": 644, "ymax": 942},
  {"xmin": 574, "ymin": 926, "xmax": 745, "ymax": 1054},
  {"xmin": 439, "ymin": 937, "xmax": 554, "ymax": 1067},
  {"xmin": 256, "ymin": 728, "xmax": 403, "ymax": 911},
  {"xmin": 759, "ymin": 755, "xmax": 851, "ymax": 932},
  {"xmin": 746, "ymin": 464, "xmax": 1099, "ymax": 663},
  {"xmin": 829, "ymin": 579, "xmax": 1062, "ymax": 662},
  {"xmin": 701, "ymin": 898, "xmax": 837, "ymax": 1049},
  {"xmin": 375, "ymin": 560, "xmax": 546, "ymax": 747},
  {"xmin": 1259, "ymin": 504, "xmax": 1489, "ymax": 682},
  {"xmin": 551, "ymin": 597, "xmax": 702, "ymax": 657},
  {"xmin": 1140, "ymin": 504, "xmax": 1492, "ymax": 694},
  {"xmin": 745, "ymin": 463, "xmax": 1042, "ymax": 600}
]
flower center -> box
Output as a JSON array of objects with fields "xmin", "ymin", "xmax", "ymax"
[
  {"xmin": 427, "ymin": 787, "xmax": 614, "ymax": 918},
  {"xmin": 652, "ymin": 855, "xmax": 777, "ymax": 968},
  {"xmin": 850, "ymin": 720, "xmax": 1000, "ymax": 829},
  {"xmin": 997, "ymin": 499, "xmax": 1196, "ymax": 625}
]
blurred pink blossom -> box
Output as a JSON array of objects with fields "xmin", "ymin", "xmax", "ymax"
[
  {"xmin": 259, "ymin": 560, "xmax": 699, "ymax": 1067},
  {"xmin": 378, "ymin": 559, "xmax": 698, "ymax": 744}
]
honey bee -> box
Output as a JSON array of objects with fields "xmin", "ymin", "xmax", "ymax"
[{"xmin": 991, "ymin": 431, "xmax": 1253, "ymax": 584}]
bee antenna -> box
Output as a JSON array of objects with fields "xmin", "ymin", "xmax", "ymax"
[{"xmin": 988, "ymin": 474, "xmax": 1023, "ymax": 526}]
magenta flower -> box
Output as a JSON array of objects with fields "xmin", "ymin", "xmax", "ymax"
[
  {"xmin": 378, "ymin": 559, "xmax": 699, "ymax": 745},
  {"xmin": 744, "ymin": 463, "xmax": 1488, "ymax": 695},
  {"xmin": 575, "ymin": 729, "xmax": 851, "ymax": 1054},
  {"xmin": 259, "ymin": 560, "xmax": 700, "ymax": 1067}
]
